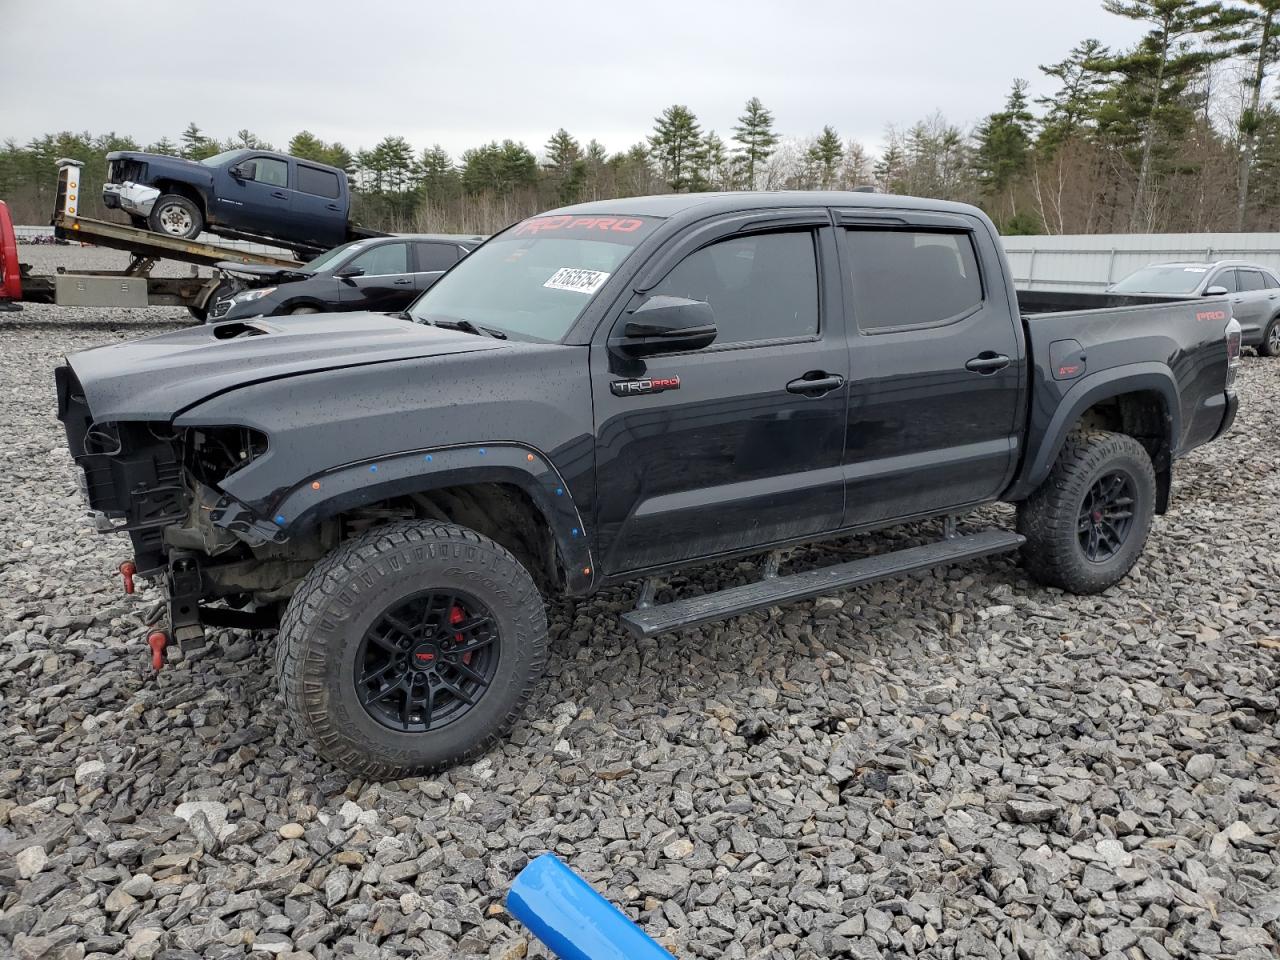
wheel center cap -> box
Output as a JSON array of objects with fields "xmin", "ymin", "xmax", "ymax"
[{"xmin": 411, "ymin": 644, "xmax": 438, "ymax": 665}]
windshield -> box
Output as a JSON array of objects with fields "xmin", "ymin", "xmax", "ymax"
[
  {"xmin": 408, "ymin": 214, "xmax": 662, "ymax": 341},
  {"xmin": 1110, "ymin": 265, "xmax": 1209, "ymax": 294},
  {"xmin": 199, "ymin": 149, "xmax": 249, "ymax": 168},
  {"xmin": 301, "ymin": 239, "xmax": 368, "ymax": 274}
]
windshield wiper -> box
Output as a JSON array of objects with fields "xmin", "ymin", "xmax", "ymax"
[{"xmin": 434, "ymin": 318, "xmax": 508, "ymax": 340}]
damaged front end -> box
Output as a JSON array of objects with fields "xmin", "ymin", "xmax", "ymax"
[{"xmin": 56, "ymin": 364, "xmax": 317, "ymax": 653}]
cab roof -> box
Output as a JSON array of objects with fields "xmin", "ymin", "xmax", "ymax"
[{"xmin": 545, "ymin": 190, "xmax": 989, "ymax": 222}]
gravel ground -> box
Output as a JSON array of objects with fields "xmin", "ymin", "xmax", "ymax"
[{"xmin": 1, "ymin": 274, "xmax": 1278, "ymax": 960}]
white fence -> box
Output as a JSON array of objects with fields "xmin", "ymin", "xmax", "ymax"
[{"xmin": 1003, "ymin": 233, "xmax": 1280, "ymax": 290}]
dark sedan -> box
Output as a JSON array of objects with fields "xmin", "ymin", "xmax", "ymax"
[{"xmin": 209, "ymin": 234, "xmax": 482, "ymax": 322}]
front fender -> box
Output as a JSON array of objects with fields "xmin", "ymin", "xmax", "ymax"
[
  {"xmin": 214, "ymin": 441, "xmax": 595, "ymax": 593},
  {"xmin": 1006, "ymin": 361, "xmax": 1180, "ymax": 500}
]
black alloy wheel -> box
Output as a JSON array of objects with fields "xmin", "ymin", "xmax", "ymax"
[
  {"xmin": 1077, "ymin": 471, "xmax": 1136, "ymax": 563},
  {"xmin": 355, "ymin": 590, "xmax": 499, "ymax": 732}
]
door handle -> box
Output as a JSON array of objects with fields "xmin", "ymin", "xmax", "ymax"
[
  {"xmin": 786, "ymin": 373, "xmax": 844, "ymax": 396},
  {"xmin": 393, "ymin": 278, "xmax": 413, "ymax": 285},
  {"xmin": 965, "ymin": 353, "xmax": 1010, "ymax": 374},
  {"xmin": 271, "ymin": 190, "xmax": 288, "ymax": 199},
  {"xmin": 326, "ymin": 203, "xmax": 341, "ymax": 211}
]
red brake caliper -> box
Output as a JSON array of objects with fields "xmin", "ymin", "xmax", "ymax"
[{"xmin": 449, "ymin": 605, "xmax": 472, "ymax": 665}]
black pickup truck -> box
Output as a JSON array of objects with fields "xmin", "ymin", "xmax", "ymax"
[{"xmin": 56, "ymin": 192, "xmax": 1241, "ymax": 779}]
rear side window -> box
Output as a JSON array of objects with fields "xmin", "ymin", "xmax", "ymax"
[
  {"xmin": 845, "ymin": 229, "xmax": 982, "ymax": 331},
  {"xmin": 1266, "ymin": 271, "xmax": 1280, "ymax": 289},
  {"xmin": 648, "ymin": 231, "xmax": 819, "ymax": 344},
  {"xmin": 297, "ymin": 165, "xmax": 341, "ymax": 199},
  {"xmin": 415, "ymin": 242, "xmax": 461, "ymax": 272},
  {"xmin": 1239, "ymin": 269, "xmax": 1265, "ymax": 292},
  {"xmin": 347, "ymin": 242, "xmax": 408, "ymax": 275}
]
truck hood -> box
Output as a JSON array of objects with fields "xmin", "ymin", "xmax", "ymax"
[
  {"xmin": 66, "ymin": 312, "xmax": 506, "ymax": 422},
  {"xmin": 106, "ymin": 150, "xmax": 208, "ymax": 171}
]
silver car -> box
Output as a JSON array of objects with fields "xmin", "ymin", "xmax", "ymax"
[{"xmin": 1110, "ymin": 260, "xmax": 1280, "ymax": 356}]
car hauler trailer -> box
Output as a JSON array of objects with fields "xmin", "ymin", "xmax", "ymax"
[{"xmin": 0, "ymin": 160, "xmax": 304, "ymax": 320}]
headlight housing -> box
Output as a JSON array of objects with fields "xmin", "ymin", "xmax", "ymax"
[{"xmin": 230, "ymin": 286, "xmax": 277, "ymax": 304}]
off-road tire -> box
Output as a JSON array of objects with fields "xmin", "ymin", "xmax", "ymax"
[
  {"xmin": 148, "ymin": 193, "xmax": 203, "ymax": 239},
  {"xmin": 1017, "ymin": 430, "xmax": 1156, "ymax": 594},
  {"xmin": 275, "ymin": 520, "xmax": 547, "ymax": 779},
  {"xmin": 1260, "ymin": 316, "xmax": 1280, "ymax": 357}
]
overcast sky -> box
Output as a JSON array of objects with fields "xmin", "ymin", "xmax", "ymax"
[{"xmin": 3, "ymin": 1, "xmax": 1145, "ymax": 159}]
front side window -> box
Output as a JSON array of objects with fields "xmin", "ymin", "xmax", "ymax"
[
  {"xmin": 1210, "ymin": 270, "xmax": 1238, "ymax": 294},
  {"xmin": 409, "ymin": 214, "xmax": 661, "ymax": 341},
  {"xmin": 297, "ymin": 165, "xmax": 340, "ymax": 198},
  {"xmin": 846, "ymin": 229, "xmax": 982, "ymax": 331},
  {"xmin": 348, "ymin": 242, "xmax": 408, "ymax": 276},
  {"xmin": 648, "ymin": 231, "xmax": 819, "ymax": 344},
  {"xmin": 251, "ymin": 157, "xmax": 289, "ymax": 187}
]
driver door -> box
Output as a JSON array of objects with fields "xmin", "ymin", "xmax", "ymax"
[{"xmin": 590, "ymin": 214, "xmax": 849, "ymax": 576}]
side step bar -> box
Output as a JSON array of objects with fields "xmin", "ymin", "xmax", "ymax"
[{"xmin": 620, "ymin": 528, "xmax": 1025, "ymax": 639}]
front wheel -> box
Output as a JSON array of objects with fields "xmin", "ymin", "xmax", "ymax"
[
  {"xmin": 1260, "ymin": 317, "xmax": 1280, "ymax": 357},
  {"xmin": 275, "ymin": 521, "xmax": 548, "ymax": 779},
  {"xmin": 1016, "ymin": 430, "xmax": 1156, "ymax": 594},
  {"xmin": 148, "ymin": 194, "xmax": 203, "ymax": 239}
]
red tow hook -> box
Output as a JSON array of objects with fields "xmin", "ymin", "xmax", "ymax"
[
  {"xmin": 119, "ymin": 561, "xmax": 136, "ymax": 595},
  {"xmin": 147, "ymin": 630, "xmax": 168, "ymax": 671}
]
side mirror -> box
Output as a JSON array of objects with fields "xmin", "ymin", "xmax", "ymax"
[
  {"xmin": 336, "ymin": 266, "xmax": 365, "ymax": 282},
  {"xmin": 612, "ymin": 296, "xmax": 716, "ymax": 355},
  {"xmin": 230, "ymin": 161, "xmax": 256, "ymax": 181},
  {"xmin": 1204, "ymin": 285, "xmax": 1228, "ymax": 296}
]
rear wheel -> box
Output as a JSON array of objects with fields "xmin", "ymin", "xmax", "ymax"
[
  {"xmin": 275, "ymin": 521, "xmax": 547, "ymax": 779},
  {"xmin": 148, "ymin": 194, "xmax": 203, "ymax": 239},
  {"xmin": 1260, "ymin": 316, "xmax": 1280, "ymax": 357},
  {"xmin": 1017, "ymin": 430, "xmax": 1156, "ymax": 594}
]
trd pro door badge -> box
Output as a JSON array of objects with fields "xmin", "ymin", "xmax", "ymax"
[{"xmin": 610, "ymin": 375, "xmax": 681, "ymax": 397}]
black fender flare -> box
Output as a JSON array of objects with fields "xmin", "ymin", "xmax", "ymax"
[
  {"xmin": 213, "ymin": 441, "xmax": 595, "ymax": 593},
  {"xmin": 1008, "ymin": 362, "xmax": 1180, "ymax": 500}
]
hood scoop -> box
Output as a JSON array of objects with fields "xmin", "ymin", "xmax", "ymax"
[{"xmin": 212, "ymin": 321, "xmax": 270, "ymax": 340}]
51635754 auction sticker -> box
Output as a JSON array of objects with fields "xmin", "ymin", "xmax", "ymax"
[{"xmin": 544, "ymin": 267, "xmax": 610, "ymax": 294}]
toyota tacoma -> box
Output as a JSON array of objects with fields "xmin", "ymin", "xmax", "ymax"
[{"xmin": 56, "ymin": 192, "xmax": 1241, "ymax": 779}]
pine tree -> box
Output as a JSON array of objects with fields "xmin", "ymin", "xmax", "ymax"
[
  {"xmin": 288, "ymin": 131, "xmax": 327, "ymax": 162},
  {"xmin": 806, "ymin": 126, "xmax": 843, "ymax": 189},
  {"xmin": 1228, "ymin": 1, "xmax": 1280, "ymax": 227},
  {"xmin": 649, "ymin": 105, "xmax": 703, "ymax": 192},
  {"xmin": 417, "ymin": 145, "xmax": 458, "ymax": 202},
  {"xmin": 1037, "ymin": 39, "xmax": 1113, "ymax": 150},
  {"xmin": 1097, "ymin": 0, "xmax": 1238, "ymax": 229},
  {"xmin": 180, "ymin": 122, "xmax": 219, "ymax": 161},
  {"xmin": 699, "ymin": 131, "xmax": 729, "ymax": 190},
  {"xmin": 145, "ymin": 136, "xmax": 179, "ymax": 156},
  {"xmin": 543, "ymin": 129, "xmax": 586, "ymax": 204},
  {"xmin": 874, "ymin": 141, "xmax": 907, "ymax": 193},
  {"xmin": 732, "ymin": 97, "xmax": 779, "ymax": 189},
  {"xmin": 972, "ymin": 80, "xmax": 1035, "ymax": 221},
  {"xmin": 230, "ymin": 129, "xmax": 270, "ymax": 150}
]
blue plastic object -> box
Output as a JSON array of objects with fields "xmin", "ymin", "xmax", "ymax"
[{"xmin": 506, "ymin": 854, "xmax": 676, "ymax": 960}]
